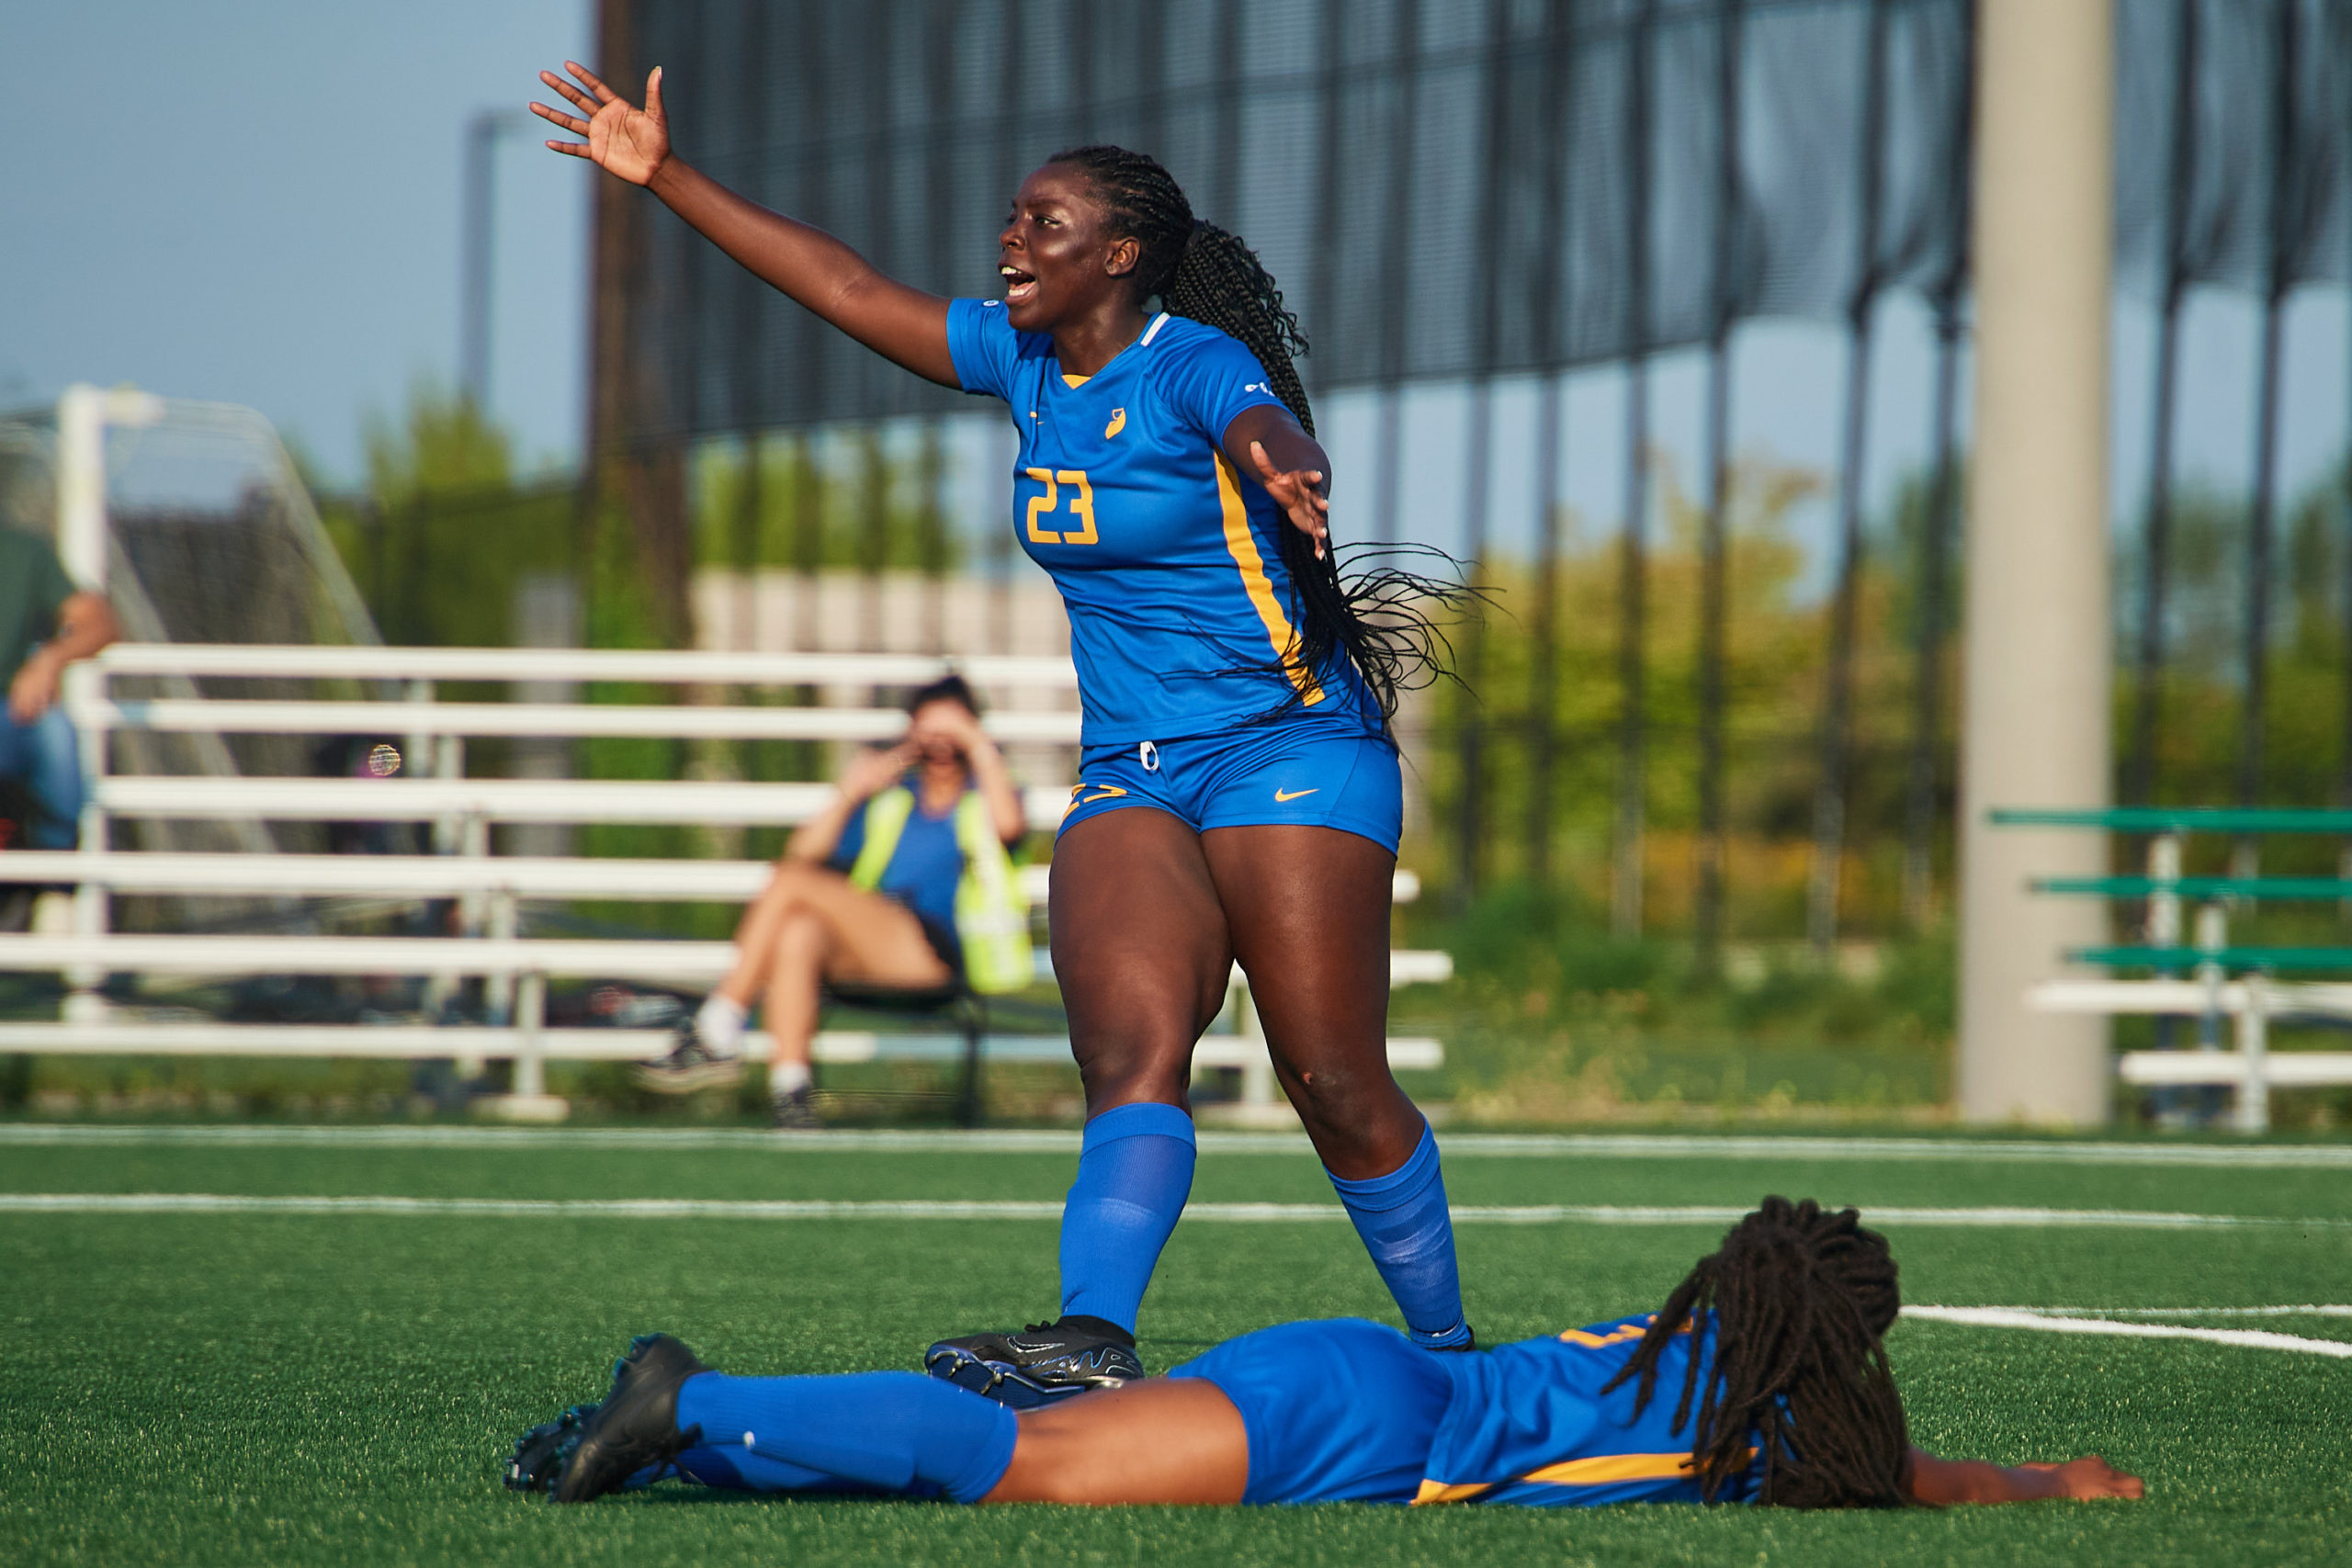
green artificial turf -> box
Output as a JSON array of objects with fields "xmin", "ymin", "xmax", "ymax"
[{"xmin": 4, "ymin": 1130, "xmax": 2349, "ymax": 1565}]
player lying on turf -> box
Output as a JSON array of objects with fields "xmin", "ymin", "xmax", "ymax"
[{"xmin": 503, "ymin": 1198, "xmax": 2143, "ymax": 1509}]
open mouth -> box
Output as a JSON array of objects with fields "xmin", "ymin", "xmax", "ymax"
[{"xmin": 1001, "ymin": 265, "xmax": 1038, "ymax": 306}]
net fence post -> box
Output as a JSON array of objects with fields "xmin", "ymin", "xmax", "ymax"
[
  {"xmin": 2236, "ymin": 0, "xmax": 2302, "ymax": 866},
  {"xmin": 1611, "ymin": 0, "xmax": 1658, "ymax": 941},
  {"xmin": 1451, "ymin": 0, "xmax": 1513, "ymax": 907},
  {"xmin": 1805, "ymin": 0, "xmax": 1893, "ymax": 959},
  {"xmin": 2127, "ymin": 0, "xmax": 2199, "ymax": 815},
  {"xmin": 1903, "ymin": 297, "xmax": 1964, "ymax": 930},
  {"xmin": 1694, "ymin": 0, "xmax": 1747, "ymax": 976},
  {"xmin": 1522, "ymin": 0, "xmax": 1576, "ymax": 891}
]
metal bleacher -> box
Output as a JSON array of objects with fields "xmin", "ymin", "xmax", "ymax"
[
  {"xmin": 1996, "ymin": 806, "xmax": 2352, "ymax": 1133},
  {"xmin": 0, "ymin": 642, "xmax": 1452, "ymax": 1121}
]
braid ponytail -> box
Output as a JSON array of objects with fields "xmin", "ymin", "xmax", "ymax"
[
  {"xmin": 1604, "ymin": 1197, "xmax": 1912, "ymax": 1509},
  {"xmin": 1051, "ymin": 145, "xmax": 1463, "ymax": 731}
]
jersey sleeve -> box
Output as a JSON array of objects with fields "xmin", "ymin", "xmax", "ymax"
[
  {"xmin": 946, "ymin": 298, "xmax": 1023, "ymax": 402},
  {"xmin": 1156, "ymin": 326, "xmax": 1293, "ymax": 447},
  {"xmin": 827, "ymin": 801, "xmax": 869, "ymax": 875}
]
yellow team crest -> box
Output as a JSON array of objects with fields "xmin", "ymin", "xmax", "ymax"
[{"xmin": 1104, "ymin": 407, "xmax": 1127, "ymax": 439}]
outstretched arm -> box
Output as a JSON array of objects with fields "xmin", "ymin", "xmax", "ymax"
[
  {"xmin": 1903, "ymin": 1448, "xmax": 2143, "ymax": 1506},
  {"xmin": 1222, "ymin": 405, "xmax": 1331, "ymax": 561},
  {"xmin": 534, "ymin": 62, "xmax": 956, "ymax": 386}
]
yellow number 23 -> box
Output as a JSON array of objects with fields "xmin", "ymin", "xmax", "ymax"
[{"xmin": 1023, "ymin": 468, "xmax": 1098, "ymax": 546}]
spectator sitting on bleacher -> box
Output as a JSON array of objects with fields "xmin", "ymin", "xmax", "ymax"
[
  {"xmin": 635, "ymin": 674, "xmax": 1029, "ymax": 1128},
  {"xmin": 0, "ymin": 529, "xmax": 118, "ymax": 852}
]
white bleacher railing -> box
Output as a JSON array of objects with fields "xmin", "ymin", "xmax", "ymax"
[{"xmin": 0, "ymin": 643, "xmax": 1452, "ymax": 1120}]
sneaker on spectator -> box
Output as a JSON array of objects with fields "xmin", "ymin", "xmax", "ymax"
[
  {"xmin": 770, "ymin": 1085, "xmax": 821, "ymax": 1131},
  {"xmin": 631, "ymin": 1022, "xmax": 744, "ymax": 1094}
]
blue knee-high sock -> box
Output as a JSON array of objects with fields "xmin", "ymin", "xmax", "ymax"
[
  {"xmin": 1327, "ymin": 1122, "xmax": 1471, "ymax": 1348},
  {"xmin": 670, "ymin": 1371, "xmax": 1017, "ymax": 1504},
  {"xmin": 1057, "ymin": 1100, "xmax": 1197, "ymax": 1333}
]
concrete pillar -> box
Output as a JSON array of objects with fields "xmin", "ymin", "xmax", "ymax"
[{"xmin": 1956, "ymin": 0, "xmax": 2115, "ymax": 1124}]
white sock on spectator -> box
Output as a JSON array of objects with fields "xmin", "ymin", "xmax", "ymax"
[
  {"xmin": 696, "ymin": 994, "xmax": 748, "ymax": 1057},
  {"xmin": 771, "ymin": 1059, "xmax": 813, "ymax": 1097}
]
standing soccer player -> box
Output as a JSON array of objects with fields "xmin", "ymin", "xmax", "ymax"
[{"xmin": 535, "ymin": 62, "xmax": 1473, "ymax": 1394}]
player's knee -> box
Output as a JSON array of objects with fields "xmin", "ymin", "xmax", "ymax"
[
  {"xmin": 1074, "ymin": 1045, "xmax": 1192, "ymax": 1111},
  {"xmin": 772, "ymin": 908, "xmax": 828, "ymax": 963},
  {"xmin": 1281, "ymin": 1062, "xmax": 1411, "ymax": 1144}
]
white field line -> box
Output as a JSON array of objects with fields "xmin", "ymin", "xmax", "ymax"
[
  {"xmin": 1949, "ymin": 1303, "xmax": 2352, "ymax": 1319},
  {"xmin": 2, "ymin": 1193, "xmax": 2347, "ymax": 1230},
  {"xmin": 1902, "ymin": 1305, "xmax": 2352, "ymax": 1359},
  {"xmin": 6, "ymin": 1123, "xmax": 2352, "ymax": 1168}
]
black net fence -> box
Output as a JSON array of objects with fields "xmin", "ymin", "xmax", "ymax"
[
  {"xmin": 596, "ymin": 0, "xmax": 2352, "ymax": 949},
  {"xmin": 620, "ymin": 0, "xmax": 2352, "ymax": 441},
  {"xmin": 623, "ymin": 0, "xmax": 1984, "ymax": 437}
]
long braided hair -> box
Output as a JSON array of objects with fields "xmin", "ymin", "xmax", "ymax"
[
  {"xmin": 1603, "ymin": 1197, "xmax": 1911, "ymax": 1509},
  {"xmin": 1047, "ymin": 144, "xmax": 1458, "ymax": 729}
]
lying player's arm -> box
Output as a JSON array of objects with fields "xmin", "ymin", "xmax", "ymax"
[
  {"xmin": 1223, "ymin": 405, "xmax": 1332, "ymax": 561},
  {"xmin": 1902, "ymin": 1448, "xmax": 2143, "ymax": 1506},
  {"xmin": 534, "ymin": 62, "xmax": 956, "ymax": 386}
]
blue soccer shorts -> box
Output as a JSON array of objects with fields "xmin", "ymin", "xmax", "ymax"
[
  {"xmin": 1057, "ymin": 721, "xmax": 1403, "ymax": 853},
  {"xmin": 1167, "ymin": 1318, "xmax": 1455, "ymax": 1505}
]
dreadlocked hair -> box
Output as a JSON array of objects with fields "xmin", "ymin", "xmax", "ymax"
[
  {"xmin": 1049, "ymin": 144, "xmax": 1464, "ymax": 730},
  {"xmin": 1602, "ymin": 1196, "xmax": 1911, "ymax": 1510}
]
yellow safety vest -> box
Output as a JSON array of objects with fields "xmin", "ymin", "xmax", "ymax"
[{"xmin": 847, "ymin": 785, "xmax": 1034, "ymax": 995}]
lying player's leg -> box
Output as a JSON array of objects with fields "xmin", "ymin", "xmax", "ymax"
[
  {"xmin": 511, "ymin": 1203, "xmax": 2149, "ymax": 1512},
  {"xmin": 927, "ymin": 807, "xmax": 1229, "ymax": 1403}
]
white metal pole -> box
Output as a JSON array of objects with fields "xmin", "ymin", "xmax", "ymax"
[
  {"xmin": 53, "ymin": 386, "xmax": 160, "ymax": 1022},
  {"xmin": 1955, "ymin": 0, "xmax": 2116, "ymax": 1124}
]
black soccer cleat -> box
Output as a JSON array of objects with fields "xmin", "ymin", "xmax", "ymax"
[
  {"xmin": 548, "ymin": 1334, "xmax": 713, "ymax": 1504},
  {"xmin": 632, "ymin": 1022, "xmax": 745, "ymax": 1095},
  {"xmin": 923, "ymin": 1314, "xmax": 1144, "ymax": 1409},
  {"xmin": 504, "ymin": 1403, "xmax": 598, "ymax": 1495}
]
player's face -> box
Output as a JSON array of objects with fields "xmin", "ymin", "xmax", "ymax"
[{"xmin": 998, "ymin": 164, "xmax": 1138, "ymax": 333}]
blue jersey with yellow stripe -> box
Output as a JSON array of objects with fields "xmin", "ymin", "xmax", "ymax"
[
  {"xmin": 946, "ymin": 299, "xmax": 1379, "ymax": 747},
  {"xmin": 1419, "ymin": 1314, "xmax": 1761, "ymax": 1507}
]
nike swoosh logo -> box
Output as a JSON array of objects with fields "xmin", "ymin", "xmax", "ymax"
[{"xmin": 1273, "ymin": 788, "xmax": 1318, "ymax": 803}]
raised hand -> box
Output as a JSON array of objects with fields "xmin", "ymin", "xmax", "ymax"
[
  {"xmin": 532, "ymin": 62, "xmax": 670, "ymax": 186},
  {"xmin": 838, "ymin": 741, "xmax": 918, "ymax": 803},
  {"xmin": 1248, "ymin": 439, "xmax": 1331, "ymax": 562}
]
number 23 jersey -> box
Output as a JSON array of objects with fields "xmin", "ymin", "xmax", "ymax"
[{"xmin": 947, "ymin": 299, "xmax": 1378, "ymax": 748}]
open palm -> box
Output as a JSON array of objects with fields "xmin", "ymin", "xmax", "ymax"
[{"xmin": 532, "ymin": 62, "xmax": 670, "ymax": 186}]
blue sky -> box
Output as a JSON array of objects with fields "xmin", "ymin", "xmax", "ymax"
[
  {"xmin": 11, "ymin": 0, "xmax": 593, "ymax": 479},
  {"xmin": 12, "ymin": 0, "xmax": 2347, "ymax": 589}
]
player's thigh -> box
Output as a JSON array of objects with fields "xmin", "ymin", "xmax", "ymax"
[
  {"xmin": 770, "ymin": 864, "xmax": 951, "ymax": 986},
  {"xmin": 1200, "ymin": 823, "xmax": 1396, "ymax": 1066},
  {"xmin": 985, "ymin": 1379, "xmax": 1248, "ymax": 1506},
  {"xmin": 1050, "ymin": 807, "xmax": 1233, "ymax": 1102},
  {"xmin": 1202, "ymin": 824, "xmax": 1419, "ymax": 1169}
]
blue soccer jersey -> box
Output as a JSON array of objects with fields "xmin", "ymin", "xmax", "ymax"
[
  {"xmin": 1417, "ymin": 1314, "xmax": 1762, "ymax": 1507},
  {"xmin": 946, "ymin": 299, "xmax": 1379, "ymax": 747}
]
